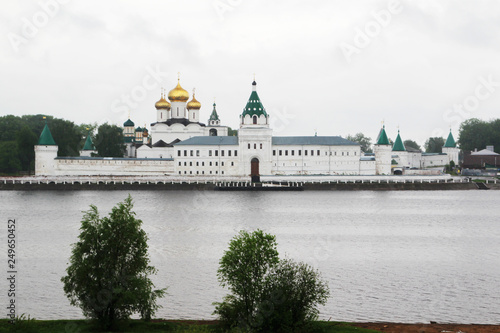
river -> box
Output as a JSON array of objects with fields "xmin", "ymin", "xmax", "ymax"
[{"xmin": 1, "ymin": 190, "xmax": 499, "ymax": 323}]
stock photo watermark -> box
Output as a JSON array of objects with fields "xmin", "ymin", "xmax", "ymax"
[
  {"xmin": 340, "ymin": 0, "xmax": 403, "ymax": 64},
  {"xmin": 437, "ymin": 74, "xmax": 500, "ymax": 137},
  {"xmin": 6, "ymin": 218, "xmax": 17, "ymax": 324},
  {"xmin": 110, "ymin": 65, "xmax": 169, "ymax": 121},
  {"xmin": 213, "ymin": 0, "xmax": 243, "ymax": 21},
  {"xmin": 7, "ymin": 0, "xmax": 71, "ymax": 53}
]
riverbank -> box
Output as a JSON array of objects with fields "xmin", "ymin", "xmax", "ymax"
[
  {"xmin": 1, "ymin": 175, "xmax": 496, "ymax": 191},
  {"xmin": 1, "ymin": 319, "xmax": 499, "ymax": 333}
]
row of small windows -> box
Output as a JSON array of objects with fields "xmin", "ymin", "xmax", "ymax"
[
  {"xmin": 178, "ymin": 161, "xmax": 235, "ymax": 167},
  {"xmin": 178, "ymin": 150, "xmax": 238, "ymax": 157},
  {"xmin": 248, "ymin": 143, "xmax": 263, "ymax": 149},
  {"xmin": 272, "ymin": 150, "xmax": 357, "ymax": 157},
  {"xmin": 179, "ymin": 170, "xmax": 225, "ymax": 175}
]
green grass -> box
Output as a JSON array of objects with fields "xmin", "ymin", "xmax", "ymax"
[{"xmin": 0, "ymin": 319, "xmax": 379, "ymax": 333}]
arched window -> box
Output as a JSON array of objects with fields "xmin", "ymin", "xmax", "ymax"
[
  {"xmin": 253, "ymin": 116, "xmax": 257, "ymax": 124},
  {"xmin": 209, "ymin": 128, "xmax": 218, "ymax": 136}
]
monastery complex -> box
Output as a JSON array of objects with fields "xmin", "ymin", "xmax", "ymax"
[{"xmin": 34, "ymin": 78, "xmax": 460, "ymax": 179}]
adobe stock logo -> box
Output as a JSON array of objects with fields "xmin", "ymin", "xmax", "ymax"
[
  {"xmin": 7, "ymin": 0, "xmax": 71, "ymax": 53},
  {"xmin": 213, "ymin": 0, "xmax": 243, "ymax": 21},
  {"xmin": 110, "ymin": 65, "xmax": 169, "ymax": 118},
  {"xmin": 340, "ymin": 0, "xmax": 403, "ymax": 64}
]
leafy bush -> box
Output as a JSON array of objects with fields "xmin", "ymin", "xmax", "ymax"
[
  {"xmin": 61, "ymin": 195, "xmax": 166, "ymax": 330},
  {"xmin": 214, "ymin": 230, "xmax": 330, "ymax": 332},
  {"xmin": 258, "ymin": 260, "xmax": 329, "ymax": 332}
]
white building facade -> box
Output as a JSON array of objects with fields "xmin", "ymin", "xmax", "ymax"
[{"xmin": 34, "ymin": 79, "xmax": 459, "ymax": 178}]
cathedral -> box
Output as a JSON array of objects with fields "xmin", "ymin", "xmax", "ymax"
[{"xmin": 34, "ymin": 77, "xmax": 459, "ymax": 178}]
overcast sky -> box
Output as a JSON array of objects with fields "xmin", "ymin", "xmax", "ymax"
[{"xmin": 2, "ymin": 0, "xmax": 500, "ymax": 147}]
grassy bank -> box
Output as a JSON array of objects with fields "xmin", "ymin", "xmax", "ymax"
[{"xmin": 0, "ymin": 319, "xmax": 379, "ymax": 333}]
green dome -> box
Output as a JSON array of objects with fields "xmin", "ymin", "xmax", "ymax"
[
  {"xmin": 37, "ymin": 123, "xmax": 56, "ymax": 145},
  {"xmin": 392, "ymin": 130, "xmax": 406, "ymax": 151},
  {"xmin": 444, "ymin": 130, "xmax": 456, "ymax": 148},
  {"xmin": 82, "ymin": 135, "xmax": 95, "ymax": 150},
  {"xmin": 124, "ymin": 119, "xmax": 135, "ymax": 127},
  {"xmin": 376, "ymin": 125, "xmax": 390, "ymax": 145},
  {"xmin": 242, "ymin": 81, "xmax": 267, "ymax": 117},
  {"xmin": 209, "ymin": 103, "xmax": 220, "ymax": 121}
]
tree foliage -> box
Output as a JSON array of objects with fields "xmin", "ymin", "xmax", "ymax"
[
  {"xmin": 216, "ymin": 230, "xmax": 279, "ymax": 329},
  {"xmin": 61, "ymin": 195, "xmax": 166, "ymax": 330},
  {"xmin": 347, "ymin": 133, "xmax": 372, "ymax": 153},
  {"xmin": 16, "ymin": 126, "xmax": 38, "ymax": 172},
  {"xmin": 458, "ymin": 118, "xmax": 500, "ymax": 153},
  {"xmin": 403, "ymin": 139, "xmax": 421, "ymax": 151},
  {"xmin": 424, "ymin": 137, "xmax": 445, "ymax": 153},
  {"xmin": 259, "ymin": 260, "xmax": 329, "ymax": 332},
  {"xmin": 214, "ymin": 230, "xmax": 329, "ymax": 332},
  {"xmin": 0, "ymin": 141, "xmax": 21, "ymax": 174},
  {"xmin": 95, "ymin": 123, "xmax": 126, "ymax": 157}
]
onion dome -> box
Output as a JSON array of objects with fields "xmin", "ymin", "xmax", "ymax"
[
  {"xmin": 142, "ymin": 126, "xmax": 149, "ymax": 137},
  {"xmin": 155, "ymin": 89, "xmax": 171, "ymax": 110},
  {"xmin": 168, "ymin": 78, "xmax": 189, "ymax": 102},
  {"xmin": 123, "ymin": 118, "xmax": 135, "ymax": 127},
  {"xmin": 187, "ymin": 89, "xmax": 201, "ymax": 110}
]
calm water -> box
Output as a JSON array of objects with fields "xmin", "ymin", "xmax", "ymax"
[{"xmin": 1, "ymin": 190, "xmax": 499, "ymax": 323}]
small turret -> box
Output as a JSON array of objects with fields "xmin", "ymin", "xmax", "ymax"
[{"xmin": 35, "ymin": 117, "xmax": 58, "ymax": 175}]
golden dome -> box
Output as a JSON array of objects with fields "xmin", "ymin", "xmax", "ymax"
[
  {"xmin": 187, "ymin": 89, "xmax": 201, "ymax": 110},
  {"xmin": 168, "ymin": 79, "xmax": 189, "ymax": 102},
  {"xmin": 155, "ymin": 89, "xmax": 171, "ymax": 110}
]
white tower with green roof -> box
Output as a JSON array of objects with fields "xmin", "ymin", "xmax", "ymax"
[
  {"xmin": 238, "ymin": 80, "xmax": 273, "ymax": 178},
  {"xmin": 374, "ymin": 125, "xmax": 392, "ymax": 175},
  {"xmin": 442, "ymin": 129, "xmax": 459, "ymax": 165},
  {"xmin": 80, "ymin": 130, "xmax": 97, "ymax": 157},
  {"xmin": 35, "ymin": 120, "xmax": 58, "ymax": 175},
  {"xmin": 392, "ymin": 129, "xmax": 408, "ymax": 167}
]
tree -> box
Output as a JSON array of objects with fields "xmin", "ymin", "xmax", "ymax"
[
  {"xmin": 259, "ymin": 260, "xmax": 329, "ymax": 332},
  {"xmin": 49, "ymin": 118, "xmax": 82, "ymax": 157},
  {"xmin": 215, "ymin": 230, "xmax": 279, "ymax": 330},
  {"xmin": 403, "ymin": 139, "xmax": 421, "ymax": 151},
  {"xmin": 16, "ymin": 126, "xmax": 38, "ymax": 172},
  {"xmin": 61, "ymin": 196, "xmax": 166, "ymax": 330},
  {"xmin": 458, "ymin": 118, "xmax": 498, "ymax": 153},
  {"xmin": 0, "ymin": 141, "xmax": 21, "ymax": 174},
  {"xmin": 214, "ymin": 230, "xmax": 330, "ymax": 332},
  {"xmin": 227, "ymin": 127, "xmax": 238, "ymax": 136},
  {"xmin": 347, "ymin": 133, "xmax": 372, "ymax": 153},
  {"xmin": 425, "ymin": 137, "xmax": 445, "ymax": 153},
  {"xmin": 94, "ymin": 123, "xmax": 126, "ymax": 157}
]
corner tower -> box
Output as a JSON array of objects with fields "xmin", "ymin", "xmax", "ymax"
[
  {"xmin": 35, "ymin": 119, "xmax": 58, "ymax": 175},
  {"xmin": 374, "ymin": 125, "xmax": 392, "ymax": 175},
  {"xmin": 442, "ymin": 129, "xmax": 459, "ymax": 165}
]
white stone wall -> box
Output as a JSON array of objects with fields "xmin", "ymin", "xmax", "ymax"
[
  {"xmin": 136, "ymin": 145, "xmax": 174, "ymax": 159},
  {"xmin": 421, "ymin": 154, "xmax": 449, "ymax": 168},
  {"xmin": 442, "ymin": 147, "xmax": 459, "ymax": 165},
  {"xmin": 35, "ymin": 145, "xmax": 58, "ymax": 176},
  {"xmin": 359, "ymin": 160, "xmax": 376, "ymax": 175},
  {"xmin": 374, "ymin": 144, "xmax": 392, "ymax": 175},
  {"xmin": 174, "ymin": 145, "xmax": 240, "ymax": 176},
  {"xmin": 270, "ymin": 145, "xmax": 362, "ymax": 175},
  {"xmin": 51, "ymin": 158, "xmax": 174, "ymax": 176}
]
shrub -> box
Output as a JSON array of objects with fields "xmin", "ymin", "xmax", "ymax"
[
  {"xmin": 214, "ymin": 230, "xmax": 330, "ymax": 332},
  {"xmin": 61, "ymin": 195, "xmax": 166, "ymax": 330},
  {"xmin": 214, "ymin": 230, "xmax": 279, "ymax": 330}
]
